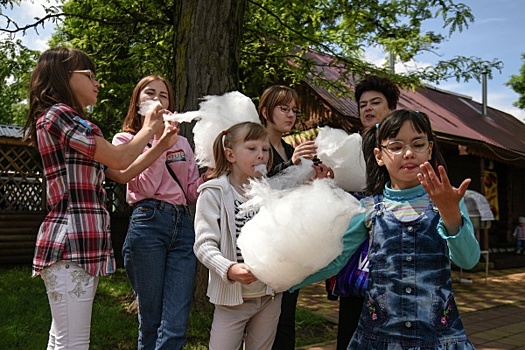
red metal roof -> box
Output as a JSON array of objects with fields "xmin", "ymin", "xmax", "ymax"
[
  {"xmin": 301, "ymin": 49, "xmax": 525, "ymax": 159},
  {"xmin": 400, "ymin": 86, "xmax": 525, "ymax": 156}
]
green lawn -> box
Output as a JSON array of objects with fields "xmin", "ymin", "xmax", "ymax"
[{"xmin": 0, "ymin": 266, "xmax": 336, "ymax": 349}]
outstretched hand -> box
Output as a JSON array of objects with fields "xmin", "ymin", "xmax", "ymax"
[
  {"xmin": 417, "ymin": 162, "xmax": 470, "ymax": 206},
  {"xmin": 417, "ymin": 162, "xmax": 471, "ymax": 235}
]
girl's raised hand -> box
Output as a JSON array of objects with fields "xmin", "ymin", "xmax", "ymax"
[
  {"xmin": 417, "ymin": 162, "xmax": 470, "ymax": 208},
  {"xmin": 156, "ymin": 121, "xmax": 179, "ymax": 150},
  {"xmin": 142, "ymin": 104, "xmax": 165, "ymax": 134},
  {"xmin": 291, "ymin": 140, "xmax": 317, "ymax": 165},
  {"xmin": 418, "ymin": 162, "xmax": 471, "ymax": 234}
]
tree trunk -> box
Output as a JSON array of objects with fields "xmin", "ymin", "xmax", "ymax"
[{"xmin": 173, "ymin": 0, "xmax": 246, "ymax": 311}]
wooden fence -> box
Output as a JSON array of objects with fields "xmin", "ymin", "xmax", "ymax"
[{"xmin": 0, "ymin": 140, "xmax": 131, "ymax": 267}]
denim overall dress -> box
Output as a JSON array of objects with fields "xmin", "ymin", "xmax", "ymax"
[{"xmin": 348, "ymin": 194, "xmax": 475, "ymax": 350}]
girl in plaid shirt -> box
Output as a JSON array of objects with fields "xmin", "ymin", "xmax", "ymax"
[{"xmin": 23, "ymin": 48, "xmax": 170, "ymax": 350}]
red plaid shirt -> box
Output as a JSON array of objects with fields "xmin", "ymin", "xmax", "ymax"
[{"xmin": 32, "ymin": 103, "xmax": 115, "ymax": 277}]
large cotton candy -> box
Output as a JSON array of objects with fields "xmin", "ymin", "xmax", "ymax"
[
  {"xmin": 237, "ymin": 167, "xmax": 363, "ymax": 292},
  {"xmin": 315, "ymin": 126, "xmax": 366, "ymax": 193},
  {"xmin": 137, "ymin": 93, "xmax": 259, "ymax": 168},
  {"xmin": 169, "ymin": 91, "xmax": 260, "ymax": 168}
]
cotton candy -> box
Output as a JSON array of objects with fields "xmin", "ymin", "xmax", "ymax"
[
  {"xmin": 137, "ymin": 100, "xmax": 173, "ymax": 121},
  {"xmin": 140, "ymin": 91, "xmax": 260, "ymax": 168},
  {"xmin": 175, "ymin": 91, "xmax": 260, "ymax": 168},
  {"xmin": 315, "ymin": 126, "xmax": 367, "ymax": 193},
  {"xmin": 237, "ymin": 162, "xmax": 363, "ymax": 292}
]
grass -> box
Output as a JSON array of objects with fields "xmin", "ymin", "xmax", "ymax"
[{"xmin": 0, "ymin": 265, "xmax": 337, "ymax": 349}]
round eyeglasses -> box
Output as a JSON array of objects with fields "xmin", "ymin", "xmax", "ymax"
[{"xmin": 380, "ymin": 139, "xmax": 432, "ymax": 155}]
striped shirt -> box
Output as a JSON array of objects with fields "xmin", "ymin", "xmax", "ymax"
[
  {"xmin": 514, "ymin": 225, "xmax": 525, "ymax": 240},
  {"xmin": 32, "ymin": 103, "xmax": 115, "ymax": 277},
  {"xmin": 362, "ymin": 186, "xmax": 431, "ymax": 225}
]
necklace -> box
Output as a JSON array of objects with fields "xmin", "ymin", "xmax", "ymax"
[{"xmin": 229, "ymin": 180, "xmax": 246, "ymax": 195}]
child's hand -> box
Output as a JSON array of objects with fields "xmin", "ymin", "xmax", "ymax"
[
  {"xmin": 292, "ymin": 140, "xmax": 317, "ymax": 165},
  {"xmin": 312, "ymin": 162, "xmax": 334, "ymax": 179},
  {"xmin": 155, "ymin": 121, "xmax": 179, "ymax": 150},
  {"xmin": 201, "ymin": 167, "xmax": 213, "ymax": 182},
  {"xmin": 418, "ymin": 162, "xmax": 470, "ymax": 206},
  {"xmin": 142, "ymin": 104, "xmax": 165, "ymax": 134},
  {"xmin": 227, "ymin": 263, "xmax": 258, "ymax": 284},
  {"xmin": 418, "ymin": 162, "xmax": 471, "ymax": 234}
]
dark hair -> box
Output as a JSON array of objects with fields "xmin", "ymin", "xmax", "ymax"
[
  {"xmin": 355, "ymin": 75, "xmax": 400, "ymax": 111},
  {"xmin": 24, "ymin": 48, "xmax": 96, "ymax": 144},
  {"xmin": 208, "ymin": 122, "xmax": 273, "ymax": 179},
  {"xmin": 257, "ymin": 85, "xmax": 299, "ymax": 126},
  {"xmin": 362, "ymin": 109, "xmax": 446, "ymax": 195},
  {"xmin": 122, "ymin": 75, "xmax": 175, "ymax": 133}
]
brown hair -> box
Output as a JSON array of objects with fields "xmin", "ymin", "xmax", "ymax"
[
  {"xmin": 257, "ymin": 85, "xmax": 299, "ymax": 126},
  {"xmin": 121, "ymin": 75, "xmax": 175, "ymax": 134},
  {"xmin": 208, "ymin": 122, "xmax": 272, "ymax": 179},
  {"xmin": 24, "ymin": 48, "xmax": 96, "ymax": 144},
  {"xmin": 362, "ymin": 109, "xmax": 446, "ymax": 195}
]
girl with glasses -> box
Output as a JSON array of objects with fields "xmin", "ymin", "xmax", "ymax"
[
  {"xmin": 23, "ymin": 48, "xmax": 166, "ymax": 349},
  {"xmin": 326, "ymin": 74, "xmax": 402, "ymax": 350},
  {"xmin": 257, "ymin": 85, "xmax": 332, "ymax": 349},
  {"xmin": 293, "ymin": 109, "xmax": 480, "ymax": 349}
]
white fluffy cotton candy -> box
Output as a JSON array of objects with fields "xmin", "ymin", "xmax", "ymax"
[
  {"xmin": 140, "ymin": 92, "xmax": 260, "ymax": 167},
  {"xmin": 137, "ymin": 100, "xmax": 174, "ymax": 121},
  {"xmin": 174, "ymin": 91, "xmax": 260, "ymax": 168},
  {"xmin": 237, "ymin": 174, "xmax": 364, "ymax": 292},
  {"xmin": 266, "ymin": 158, "xmax": 316, "ymax": 190},
  {"xmin": 315, "ymin": 126, "xmax": 367, "ymax": 192}
]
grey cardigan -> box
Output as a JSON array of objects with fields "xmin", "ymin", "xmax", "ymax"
[{"xmin": 194, "ymin": 174, "xmax": 274, "ymax": 306}]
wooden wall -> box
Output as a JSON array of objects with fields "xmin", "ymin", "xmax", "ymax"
[{"xmin": 0, "ymin": 213, "xmax": 45, "ymax": 265}]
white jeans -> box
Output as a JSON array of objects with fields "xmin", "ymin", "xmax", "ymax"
[{"xmin": 40, "ymin": 261, "xmax": 99, "ymax": 350}]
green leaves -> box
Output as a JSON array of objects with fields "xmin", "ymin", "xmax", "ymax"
[
  {"xmin": 0, "ymin": 40, "xmax": 39, "ymax": 126},
  {"xmin": 0, "ymin": 0, "xmax": 511, "ymax": 131}
]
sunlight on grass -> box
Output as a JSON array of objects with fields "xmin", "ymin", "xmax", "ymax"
[{"xmin": 0, "ymin": 265, "xmax": 336, "ymax": 349}]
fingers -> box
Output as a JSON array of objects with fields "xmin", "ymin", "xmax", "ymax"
[
  {"xmin": 313, "ymin": 163, "xmax": 334, "ymax": 179},
  {"xmin": 295, "ymin": 141, "xmax": 317, "ymax": 158},
  {"xmin": 457, "ymin": 178, "xmax": 472, "ymax": 197}
]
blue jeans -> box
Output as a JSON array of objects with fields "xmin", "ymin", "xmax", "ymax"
[
  {"xmin": 516, "ymin": 239, "xmax": 525, "ymax": 253},
  {"xmin": 123, "ymin": 199, "xmax": 197, "ymax": 350}
]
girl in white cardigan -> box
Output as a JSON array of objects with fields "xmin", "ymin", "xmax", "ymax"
[{"xmin": 194, "ymin": 121, "xmax": 281, "ymax": 350}]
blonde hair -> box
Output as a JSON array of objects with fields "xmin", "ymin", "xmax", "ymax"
[{"xmin": 207, "ymin": 122, "xmax": 272, "ymax": 179}]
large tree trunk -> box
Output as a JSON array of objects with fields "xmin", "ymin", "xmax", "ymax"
[{"xmin": 173, "ymin": 0, "xmax": 246, "ymax": 311}]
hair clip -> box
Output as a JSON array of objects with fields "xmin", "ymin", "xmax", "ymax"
[
  {"xmin": 375, "ymin": 123, "xmax": 380, "ymax": 129},
  {"xmin": 414, "ymin": 110, "xmax": 419, "ymax": 114},
  {"xmin": 221, "ymin": 131, "xmax": 227, "ymax": 149}
]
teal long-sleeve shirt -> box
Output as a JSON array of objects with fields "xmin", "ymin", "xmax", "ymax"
[{"xmin": 291, "ymin": 183, "xmax": 480, "ymax": 291}]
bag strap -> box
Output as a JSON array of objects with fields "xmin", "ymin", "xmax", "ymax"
[
  {"xmin": 165, "ymin": 162, "xmax": 186, "ymax": 198},
  {"xmin": 147, "ymin": 142, "xmax": 187, "ymax": 198}
]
